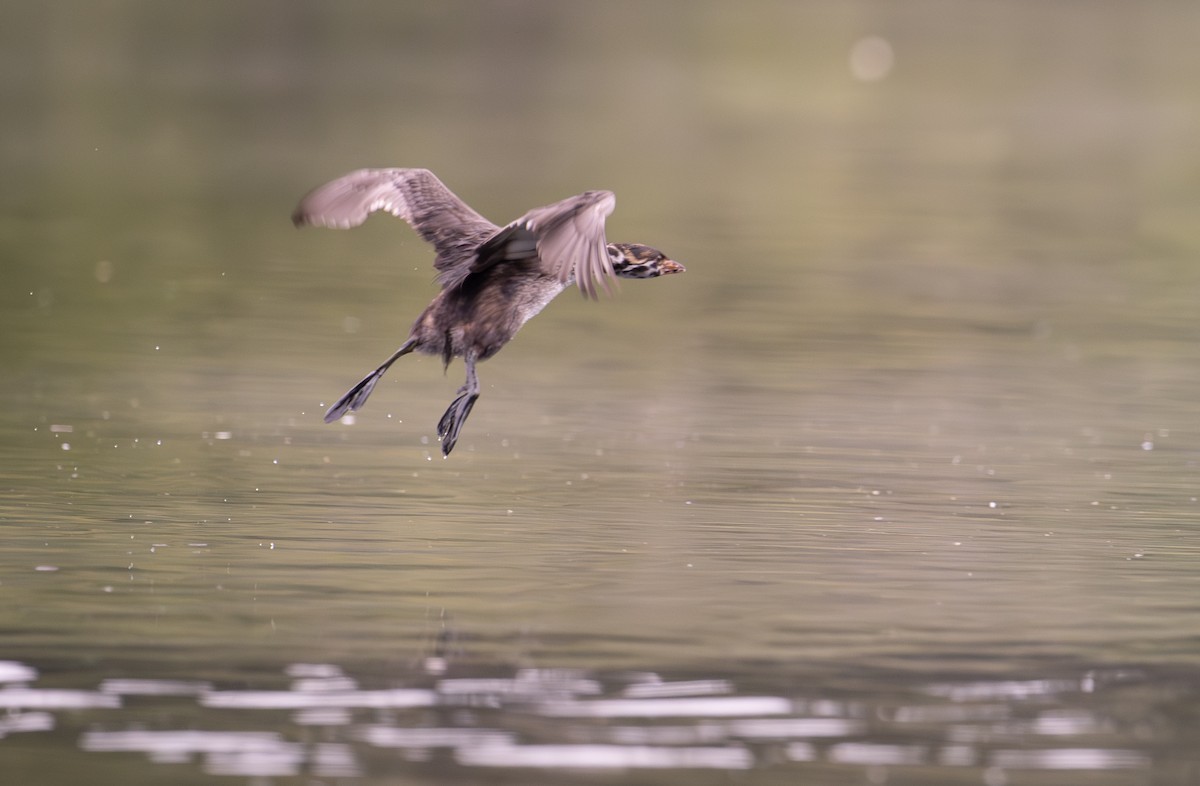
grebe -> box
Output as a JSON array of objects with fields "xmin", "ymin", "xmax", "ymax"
[{"xmin": 294, "ymin": 168, "xmax": 684, "ymax": 456}]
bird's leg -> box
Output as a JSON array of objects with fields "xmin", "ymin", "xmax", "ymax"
[
  {"xmin": 436, "ymin": 354, "xmax": 480, "ymax": 456},
  {"xmin": 323, "ymin": 339, "xmax": 417, "ymax": 423}
]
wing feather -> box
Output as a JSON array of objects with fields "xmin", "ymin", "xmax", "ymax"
[
  {"xmin": 292, "ymin": 168, "xmax": 499, "ymax": 285},
  {"xmin": 507, "ymin": 190, "xmax": 617, "ymax": 299},
  {"xmin": 295, "ymin": 171, "xmax": 617, "ymax": 298}
]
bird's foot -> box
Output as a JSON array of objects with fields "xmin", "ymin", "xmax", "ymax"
[
  {"xmin": 324, "ymin": 369, "xmax": 384, "ymax": 423},
  {"xmin": 436, "ymin": 391, "xmax": 478, "ymax": 456}
]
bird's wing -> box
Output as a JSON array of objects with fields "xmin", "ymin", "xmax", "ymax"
[
  {"xmin": 473, "ymin": 190, "xmax": 617, "ymax": 300},
  {"xmin": 292, "ymin": 168, "xmax": 499, "ymax": 284}
]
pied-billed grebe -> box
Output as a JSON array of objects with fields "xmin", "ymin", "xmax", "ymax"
[{"xmin": 293, "ymin": 168, "xmax": 684, "ymax": 456}]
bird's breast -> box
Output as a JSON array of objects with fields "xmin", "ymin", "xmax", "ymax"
[
  {"xmin": 510, "ymin": 276, "xmax": 569, "ymax": 326},
  {"xmin": 411, "ymin": 273, "xmax": 568, "ymax": 363}
]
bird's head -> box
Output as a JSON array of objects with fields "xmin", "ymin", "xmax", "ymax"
[{"xmin": 606, "ymin": 243, "xmax": 686, "ymax": 279}]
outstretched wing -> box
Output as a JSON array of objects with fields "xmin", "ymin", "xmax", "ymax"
[
  {"xmin": 292, "ymin": 168, "xmax": 499, "ymax": 285},
  {"xmin": 474, "ymin": 190, "xmax": 617, "ymax": 299}
]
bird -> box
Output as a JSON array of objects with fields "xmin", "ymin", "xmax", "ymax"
[{"xmin": 292, "ymin": 168, "xmax": 685, "ymax": 456}]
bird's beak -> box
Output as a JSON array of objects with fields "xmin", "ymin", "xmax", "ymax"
[{"xmin": 659, "ymin": 259, "xmax": 686, "ymax": 275}]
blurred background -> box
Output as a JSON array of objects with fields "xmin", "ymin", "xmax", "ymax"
[{"xmin": 2, "ymin": 2, "xmax": 1199, "ymax": 784}]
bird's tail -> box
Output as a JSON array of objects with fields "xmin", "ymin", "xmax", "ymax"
[{"xmin": 323, "ymin": 340, "xmax": 417, "ymax": 423}]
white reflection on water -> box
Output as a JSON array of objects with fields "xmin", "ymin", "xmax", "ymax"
[
  {"xmin": 456, "ymin": 742, "xmax": 754, "ymax": 769},
  {"xmin": 82, "ymin": 732, "xmax": 363, "ymax": 778},
  {"xmin": 990, "ymin": 748, "xmax": 1150, "ymax": 770},
  {"xmin": 437, "ymin": 669, "xmax": 602, "ymax": 700},
  {"xmin": 0, "ymin": 712, "xmax": 54, "ymax": 737},
  {"xmin": 610, "ymin": 717, "xmax": 860, "ymax": 744},
  {"xmin": 82, "ymin": 730, "xmax": 299, "ymax": 766},
  {"xmin": 200, "ymin": 687, "xmax": 435, "ymax": 709},
  {"xmin": 0, "ymin": 687, "xmax": 119, "ymax": 709},
  {"xmin": 538, "ymin": 695, "xmax": 793, "ymax": 718},
  {"xmin": 0, "ymin": 661, "xmax": 38, "ymax": 683},
  {"xmin": 0, "ymin": 660, "xmax": 1163, "ymax": 778},
  {"xmin": 924, "ymin": 678, "xmax": 1085, "ymax": 700}
]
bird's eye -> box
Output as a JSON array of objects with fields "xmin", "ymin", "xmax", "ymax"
[{"xmin": 607, "ymin": 246, "xmax": 623, "ymax": 263}]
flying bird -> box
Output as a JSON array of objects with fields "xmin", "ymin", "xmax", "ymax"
[{"xmin": 293, "ymin": 168, "xmax": 684, "ymax": 456}]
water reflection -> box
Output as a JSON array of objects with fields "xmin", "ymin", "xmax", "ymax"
[
  {"xmin": 84, "ymin": 730, "xmax": 314, "ymax": 775},
  {"xmin": 0, "ymin": 658, "xmax": 1163, "ymax": 780}
]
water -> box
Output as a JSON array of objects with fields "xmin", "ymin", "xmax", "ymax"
[{"xmin": 3, "ymin": 2, "xmax": 1200, "ymax": 784}]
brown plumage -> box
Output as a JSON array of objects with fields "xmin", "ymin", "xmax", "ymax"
[{"xmin": 294, "ymin": 168, "xmax": 684, "ymax": 456}]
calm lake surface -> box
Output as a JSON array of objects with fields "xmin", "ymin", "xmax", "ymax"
[{"xmin": 3, "ymin": 2, "xmax": 1200, "ymax": 784}]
